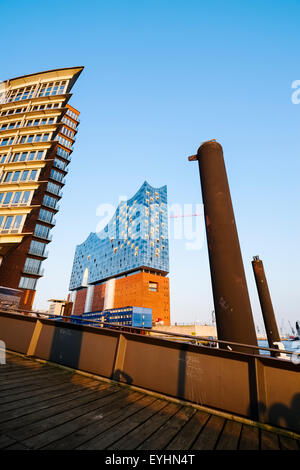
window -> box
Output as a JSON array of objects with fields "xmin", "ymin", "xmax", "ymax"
[
  {"xmin": 3, "ymin": 172, "xmax": 12, "ymax": 182},
  {"xmin": 20, "ymin": 170, "xmax": 29, "ymax": 181},
  {"xmin": 19, "ymin": 277, "xmax": 37, "ymax": 290},
  {"xmin": 28, "ymin": 151, "xmax": 35, "ymax": 161},
  {"xmin": 12, "ymin": 171, "xmax": 20, "ymax": 182},
  {"xmin": 29, "ymin": 170, "xmax": 37, "ymax": 181},
  {"xmin": 21, "ymin": 191, "xmax": 30, "ymax": 204},
  {"xmin": 3, "ymin": 193, "xmax": 12, "ymax": 204},
  {"xmin": 149, "ymin": 282, "xmax": 158, "ymax": 292},
  {"xmin": 12, "ymin": 192, "xmax": 21, "ymax": 204},
  {"xmin": 34, "ymin": 223, "xmax": 50, "ymax": 239},
  {"xmin": 29, "ymin": 240, "xmax": 46, "ymax": 256},
  {"xmin": 3, "ymin": 216, "xmax": 13, "ymax": 229},
  {"xmin": 12, "ymin": 215, "xmax": 22, "ymax": 230}
]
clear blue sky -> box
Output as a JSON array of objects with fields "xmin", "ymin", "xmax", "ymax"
[{"xmin": 2, "ymin": 0, "xmax": 300, "ymax": 333}]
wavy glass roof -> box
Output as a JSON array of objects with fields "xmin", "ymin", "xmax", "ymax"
[{"xmin": 69, "ymin": 181, "xmax": 169, "ymax": 290}]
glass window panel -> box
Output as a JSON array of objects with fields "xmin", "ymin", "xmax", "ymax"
[
  {"xmin": 12, "ymin": 192, "xmax": 21, "ymax": 204},
  {"xmin": 4, "ymin": 216, "xmax": 13, "ymax": 229},
  {"xmin": 29, "ymin": 170, "xmax": 37, "ymax": 181},
  {"xmin": 20, "ymin": 170, "xmax": 29, "ymax": 181},
  {"xmin": 12, "ymin": 171, "xmax": 20, "ymax": 182},
  {"xmin": 21, "ymin": 191, "xmax": 30, "ymax": 203},
  {"xmin": 12, "ymin": 215, "xmax": 22, "ymax": 229},
  {"xmin": 3, "ymin": 192, "xmax": 12, "ymax": 204}
]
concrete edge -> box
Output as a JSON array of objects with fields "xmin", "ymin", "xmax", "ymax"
[{"xmin": 5, "ymin": 349, "xmax": 300, "ymax": 443}]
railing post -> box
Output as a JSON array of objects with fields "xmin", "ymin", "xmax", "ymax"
[
  {"xmin": 249, "ymin": 355, "xmax": 267, "ymax": 423},
  {"xmin": 111, "ymin": 333, "xmax": 128, "ymax": 382},
  {"xmin": 27, "ymin": 319, "xmax": 43, "ymax": 356}
]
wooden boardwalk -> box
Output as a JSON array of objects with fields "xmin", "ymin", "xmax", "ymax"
[{"xmin": 0, "ymin": 353, "xmax": 299, "ymax": 451}]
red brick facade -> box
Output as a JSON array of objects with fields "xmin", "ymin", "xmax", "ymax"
[{"xmin": 72, "ymin": 271, "xmax": 170, "ymax": 325}]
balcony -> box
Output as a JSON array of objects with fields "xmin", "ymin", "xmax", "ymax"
[
  {"xmin": 28, "ymin": 248, "xmax": 49, "ymax": 258},
  {"xmin": 23, "ymin": 266, "xmax": 45, "ymax": 276},
  {"xmin": 33, "ymin": 230, "xmax": 53, "ymax": 241}
]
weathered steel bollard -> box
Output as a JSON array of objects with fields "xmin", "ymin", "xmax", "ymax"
[
  {"xmin": 189, "ymin": 140, "xmax": 258, "ymax": 353},
  {"xmin": 252, "ymin": 256, "xmax": 282, "ymax": 357}
]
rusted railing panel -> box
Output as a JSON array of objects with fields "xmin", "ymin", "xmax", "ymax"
[{"xmin": 0, "ymin": 310, "xmax": 299, "ymax": 434}]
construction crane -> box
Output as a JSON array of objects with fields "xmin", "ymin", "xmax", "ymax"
[{"xmin": 168, "ymin": 213, "xmax": 201, "ymax": 218}]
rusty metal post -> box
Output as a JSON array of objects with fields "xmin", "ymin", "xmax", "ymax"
[
  {"xmin": 189, "ymin": 140, "xmax": 258, "ymax": 353},
  {"xmin": 251, "ymin": 256, "xmax": 281, "ymax": 357}
]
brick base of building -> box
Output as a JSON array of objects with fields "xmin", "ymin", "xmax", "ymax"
[{"xmin": 71, "ymin": 271, "xmax": 170, "ymax": 325}]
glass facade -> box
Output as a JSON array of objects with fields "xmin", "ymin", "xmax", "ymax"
[{"xmin": 69, "ymin": 181, "xmax": 169, "ymax": 290}]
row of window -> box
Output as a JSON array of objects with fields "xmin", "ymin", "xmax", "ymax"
[
  {"xmin": 53, "ymin": 157, "xmax": 68, "ymax": 171},
  {"xmin": 1, "ymin": 169, "xmax": 38, "ymax": 184},
  {"xmin": 0, "ymin": 133, "xmax": 50, "ymax": 147},
  {"xmin": 23, "ymin": 257, "xmax": 42, "ymax": 275},
  {"xmin": 29, "ymin": 239, "xmax": 47, "ymax": 257},
  {"xmin": 43, "ymin": 194, "xmax": 58, "ymax": 209},
  {"xmin": 0, "ymin": 214, "xmax": 24, "ymax": 232},
  {"xmin": 19, "ymin": 276, "xmax": 37, "ymax": 290},
  {"xmin": 66, "ymin": 109, "xmax": 79, "ymax": 121},
  {"xmin": 50, "ymin": 168, "xmax": 64, "ymax": 183},
  {"xmin": 61, "ymin": 126, "xmax": 75, "ymax": 140},
  {"xmin": 62, "ymin": 116, "xmax": 77, "ymax": 129},
  {"xmin": 3, "ymin": 81, "xmax": 68, "ymax": 104},
  {"xmin": 0, "ymin": 150, "xmax": 44, "ymax": 164},
  {"xmin": 0, "ymin": 117, "xmax": 55, "ymax": 132},
  {"xmin": 0, "ymin": 190, "xmax": 31, "ymax": 206},
  {"xmin": 56, "ymin": 146, "xmax": 71, "ymax": 160},
  {"xmin": 46, "ymin": 181, "xmax": 62, "ymax": 196},
  {"xmin": 34, "ymin": 223, "xmax": 51, "ymax": 240},
  {"xmin": 55, "ymin": 134, "xmax": 72, "ymax": 149},
  {"xmin": 0, "ymin": 102, "xmax": 61, "ymax": 117},
  {"xmin": 39, "ymin": 208, "xmax": 54, "ymax": 224}
]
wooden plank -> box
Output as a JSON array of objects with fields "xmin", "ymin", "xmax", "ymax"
[
  {"xmin": 31, "ymin": 391, "xmax": 143, "ymax": 450},
  {"xmin": 216, "ymin": 420, "xmax": 242, "ymax": 450},
  {"xmin": 0, "ymin": 377, "xmax": 101, "ymax": 414},
  {"xmin": 0, "ymin": 375, "xmax": 110, "ymax": 416},
  {"xmin": 4, "ymin": 442, "xmax": 30, "ymax": 450},
  {"xmin": 42, "ymin": 392, "xmax": 146, "ymax": 450},
  {"xmin": 78, "ymin": 399, "xmax": 167, "ymax": 450},
  {"xmin": 2, "ymin": 383, "xmax": 118, "ymax": 436},
  {"xmin": 109, "ymin": 402, "xmax": 181, "ymax": 450},
  {"xmin": 73, "ymin": 396, "xmax": 158, "ymax": 450},
  {"xmin": 0, "ymin": 371, "xmax": 85, "ymax": 400},
  {"xmin": 0, "ymin": 374, "xmax": 89, "ymax": 404},
  {"xmin": 0, "ymin": 369, "xmax": 68, "ymax": 391},
  {"xmin": 238, "ymin": 424, "xmax": 259, "ymax": 450},
  {"xmin": 166, "ymin": 410, "xmax": 210, "ymax": 450},
  {"xmin": 12, "ymin": 386, "xmax": 124, "ymax": 446},
  {"xmin": 260, "ymin": 430, "xmax": 280, "ymax": 450},
  {"xmin": 191, "ymin": 415, "xmax": 225, "ymax": 450},
  {"xmin": 137, "ymin": 406, "xmax": 195, "ymax": 450},
  {"xmin": 279, "ymin": 435, "xmax": 300, "ymax": 451},
  {"xmin": 0, "ymin": 433, "xmax": 17, "ymax": 449}
]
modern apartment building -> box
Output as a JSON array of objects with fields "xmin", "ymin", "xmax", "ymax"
[
  {"xmin": 0, "ymin": 67, "xmax": 83, "ymax": 310},
  {"xmin": 69, "ymin": 181, "xmax": 171, "ymax": 325}
]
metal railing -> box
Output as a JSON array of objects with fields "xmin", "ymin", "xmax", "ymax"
[{"xmin": 6, "ymin": 308, "xmax": 300, "ymax": 361}]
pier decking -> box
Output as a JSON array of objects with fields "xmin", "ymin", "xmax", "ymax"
[{"xmin": 0, "ymin": 353, "xmax": 299, "ymax": 451}]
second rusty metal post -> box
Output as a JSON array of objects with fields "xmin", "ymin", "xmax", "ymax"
[
  {"xmin": 189, "ymin": 140, "xmax": 258, "ymax": 353},
  {"xmin": 251, "ymin": 256, "xmax": 281, "ymax": 357}
]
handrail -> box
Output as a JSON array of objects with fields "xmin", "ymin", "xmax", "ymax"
[{"xmin": 2, "ymin": 307, "xmax": 299, "ymax": 359}]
